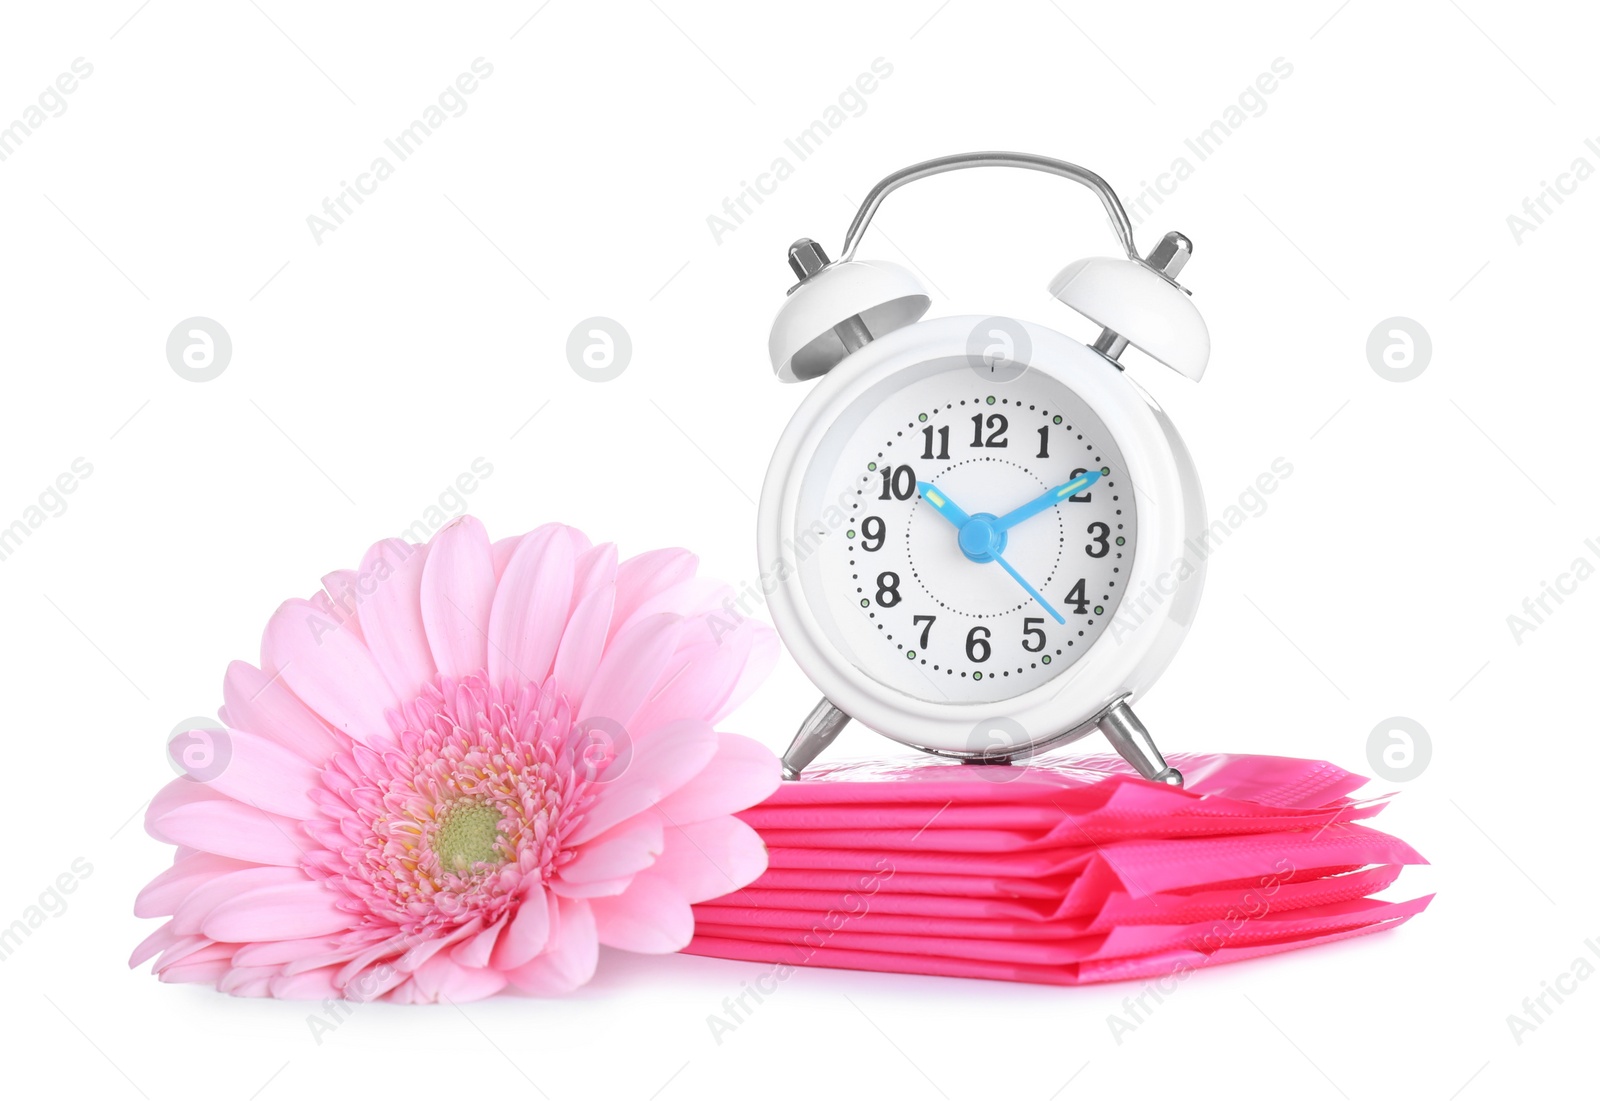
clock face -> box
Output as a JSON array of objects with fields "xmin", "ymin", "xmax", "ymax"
[{"xmin": 794, "ymin": 357, "xmax": 1136, "ymax": 706}]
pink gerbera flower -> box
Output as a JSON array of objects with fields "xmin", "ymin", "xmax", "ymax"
[{"xmin": 132, "ymin": 517, "xmax": 779, "ymax": 1002}]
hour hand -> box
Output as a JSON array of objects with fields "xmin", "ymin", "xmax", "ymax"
[
  {"xmin": 916, "ymin": 481, "xmax": 971, "ymax": 529},
  {"xmin": 993, "ymin": 470, "xmax": 1102, "ymax": 532}
]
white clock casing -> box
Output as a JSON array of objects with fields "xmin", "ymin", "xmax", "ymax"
[{"xmin": 758, "ymin": 313, "xmax": 1206, "ymax": 760}]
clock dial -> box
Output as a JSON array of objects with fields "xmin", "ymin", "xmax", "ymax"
[{"xmin": 798, "ymin": 362, "xmax": 1135, "ymax": 705}]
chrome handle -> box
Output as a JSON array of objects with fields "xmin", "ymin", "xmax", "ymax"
[{"xmin": 839, "ymin": 151, "xmax": 1140, "ymax": 262}]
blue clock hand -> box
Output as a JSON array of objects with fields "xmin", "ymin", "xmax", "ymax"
[
  {"xmin": 920, "ymin": 479, "xmax": 1064, "ymax": 622},
  {"xmin": 991, "ymin": 550, "xmax": 1066, "ymax": 624},
  {"xmin": 917, "ymin": 481, "xmax": 971, "ymax": 528},
  {"xmin": 992, "ymin": 470, "xmax": 1102, "ymax": 532}
]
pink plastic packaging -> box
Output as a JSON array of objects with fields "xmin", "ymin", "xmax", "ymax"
[
  {"xmin": 687, "ymin": 894, "xmax": 1432, "ymax": 986},
  {"xmin": 683, "ymin": 752, "xmax": 1431, "ymax": 985}
]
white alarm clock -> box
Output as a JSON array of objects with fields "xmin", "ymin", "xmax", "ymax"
[{"xmin": 757, "ymin": 152, "xmax": 1210, "ymax": 784}]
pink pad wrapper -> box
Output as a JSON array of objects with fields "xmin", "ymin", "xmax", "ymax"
[{"xmin": 684, "ymin": 752, "xmax": 1431, "ymax": 985}]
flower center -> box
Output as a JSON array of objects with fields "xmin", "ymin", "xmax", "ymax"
[{"xmin": 433, "ymin": 802, "xmax": 504, "ymax": 875}]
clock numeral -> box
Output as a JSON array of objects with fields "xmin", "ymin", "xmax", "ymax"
[
  {"xmin": 1064, "ymin": 578, "xmax": 1090, "ymax": 615},
  {"xmin": 969, "ymin": 413, "xmax": 1009, "ymax": 448},
  {"xmin": 1022, "ymin": 617, "xmax": 1046, "ymax": 653},
  {"xmin": 875, "ymin": 572, "xmax": 902, "ymax": 608},
  {"xmin": 1086, "ymin": 522, "xmax": 1110, "ymax": 558},
  {"xmin": 1067, "ymin": 467, "xmax": 1093, "ymax": 503},
  {"xmin": 920, "ymin": 425, "xmax": 950, "ymax": 460},
  {"xmin": 965, "ymin": 625, "xmax": 991, "ymax": 662},
  {"xmin": 879, "ymin": 465, "xmax": 916, "ymax": 500},
  {"xmin": 860, "ymin": 515, "xmax": 886, "ymax": 552},
  {"xmin": 1036, "ymin": 426, "xmax": 1050, "ymax": 459},
  {"xmin": 912, "ymin": 614, "xmax": 935, "ymax": 648}
]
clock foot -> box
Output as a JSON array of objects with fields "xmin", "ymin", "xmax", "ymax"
[
  {"xmin": 781, "ymin": 698, "xmax": 851, "ymax": 780},
  {"xmin": 1097, "ymin": 699, "xmax": 1183, "ymax": 787}
]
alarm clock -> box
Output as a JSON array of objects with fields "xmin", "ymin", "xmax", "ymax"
[{"xmin": 757, "ymin": 152, "xmax": 1210, "ymax": 784}]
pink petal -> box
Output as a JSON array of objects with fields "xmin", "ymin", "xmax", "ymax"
[
  {"xmin": 713, "ymin": 621, "xmax": 778, "ymax": 722},
  {"xmin": 268, "ymin": 966, "xmax": 343, "ymax": 1000},
  {"xmin": 393, "ymin": 919, "xmax": 480, "ymax": 973},
  {"xmin": 505, "ymin": 897, "xmax": 597, "ymax": 995},
  {"xmin": 491, "ymin": 535, "xmax": 522, "ymax": 581},
  {"xmin": 610, "ymin": 548, "xmax": 697, "ymax": 640},
  {"xmin": 420, "ymin": 517, "xmax": 494, "ymax": 678},
  {"xmin": 589, "ymin": 875, "xmax": 694, "ymax": 953},
  {"xmin": 145, "ymin": 776, "xmax": 230, "ymax": 832},
  {"xmin": 570, "ymin": 719, "xmax": 718, "ymax": 845},
  {"xmin": 203, "ymin": 879, "xmax": 352, "ymax": 941},
  {"xmin": 615, "ymin": 577, "xmax": 727, "ymax": 636},
  {"xmin": 487, "ymin": 524, "xmax": 575, "ymax": 687},
  {"xmin": 569, "ymin": 543, "xmax": 617, "ymax": 614},
  {"xmin": 129, "ymin": 923, "xmax": 182, "ymax": 968},
  {"xmin": 173, "ymin": 865, "xmax": 308, "ymax": 935},
  {"xmin": 653, "ymin": 733, "xmax": 780, "ymax": 823},
  {"xmin": 149, "ymin": 800, "xmax": 307, "ymax": 865},
  {"xmin": 232, "ymin": 936, "xmax": 346, "ymax": 968},
  {"xmin": 577, "ymin": 612, "xmax": 685, "ymax": 729},
  {"xmin": 219, "ymin": 965, "xmax": 282, "ymax": 996},
  {"xmin": 318, "ymin": 570, "xmax": 366, "ymax": 644},
  {"xmin": 490, "ymin": 884, "xmax": 553, "ymax": 970},
  {"xmin": 551, "ymin": 585, "xmax": 614, "ymax": 699},
  {"xmin": 220, "ymin": 660, "xmax": 343, "ymax": 762},
  {"xmin": 630, "ymin": 630, "xmax": 751, "ymax": 734},
  {"xmin": 176, "ymin": 727, "xmax": 322, "ymax": 818},
  {"xmin": 159, "ymin": 958, "xmax": 230, "ymax": 985},
  {"xmin": 355, "ymin": 538, "xmax": 436, "ymax": 700},
  {"xmin": 646, "ymin": 816, "xmax": 768, "ymax": 903},
  {"xmin": 136, "ymin": 852, "xmax": 258, "ymax": 918},
  {"xmin": 154, "ymin": 936, "xmax": 227, "ymax": 971},
  {"xmin": 408, "ymin": 955, "xmax": 508, "ymax": 1003},
  {"xmin": 262, "ymin": 598, "xmax": 399, "ymax": 743},
  {"xmin": 451, "ymin": 914, "xmax": 508, "ymax": 970},
  {"xmin": 558, "ymin": 813, "xmax": 663, "ymax": 885}
]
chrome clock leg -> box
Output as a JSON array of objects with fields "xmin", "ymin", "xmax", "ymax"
[
  {"xmin": 1097, "ymin": 698, "xmax": 1183, "ymax": 787},
  {"xmin": 781, "ymin": 698, "xmax": 852, "ymax": 780}
]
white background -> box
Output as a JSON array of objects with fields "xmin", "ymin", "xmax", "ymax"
[{"xmin": 0, "ymin": 1, "xmax": 1592, "ymax": 1097}]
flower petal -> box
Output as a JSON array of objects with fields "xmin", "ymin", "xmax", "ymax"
[
  {"xmin": 570, "ymin": 543, "xmax": 617, "ymax": 615},
  {"xmin": 504, "ymin": 897, "xmax": 597, "ymax": 996},
  {"xmin": 589, "ymin": 875, "xmax": 694, "ymax": 953},
  {"xmin": 356, "ymin": 538, "xmax": 436, "ymax": 700},
  {"xmin": 631, "ymin": 629, "xmax": 750, "ymax": 734},
  {"xmin": 451, "ymin": 914, "xmax": 509, "ymax": 970},
  {"xmin": 577, "ymin": 612, "xmax": 685, "ymax": 729},
  {"xmin": 267, "ymin": 966, "xmax": 344, "ymax": 1000},
  {"xmin": 262, "ymin": 598, "xmax": 399, "ymax": 744},
  {"xmin": 149, "ymin": 799, "xmax": 307, "ymax": 866},
  {"xmin": 646, "ymin": 816, "xmax": 768, "ymax": 903},
  {"xmin": 221, "ymin": 660, "xmax": 343, "ymax": 762},
  {"xmin": 318, "ymin": 570, "xmax": 366, "ymax": 644},
  {"xmin": 420, "ymin": 517, "xmax": 495, "ymax": 678},
  {"xmin": 653, "ymin": 733, "xmax": 780, "ymax": 823},
  {"xmin": 558, "ymin": 813, "xmax": 664, "ymax": 885},
  {"xmin": 551, "ymin": 585, "xmax": 614, "ymax": 700},
  {"xmin": 179, "ymin": 727, "xmax": 322, "ymax": 818},
  {"xmin": 174, "ymin": 865, "xmax": 308, "ymax": 935},
  {"xmin": 488, "ymin": 524, "xmax": 575, "ymax": 687},
  {"xmin": 610, "ymin": 548, "xmax": 697, "ymax": 640},
  {"xmin": 570, "ymin": 719, "xmax": 718, "ymax": 845},
  {"xmin": 714, "ymin": 622, "xmax": 778, "ymax": 722},
  {"xmin": 409, "ymin": 956, "xmax": 508, "ymax": 1003},
  {"xmin": 489, "ymin": 884, "xmax": 553, "ymax": 970},
  {"xmin": 203, "ymin": 879, "xmax": 352, "ymax": 941},
  {"xmin": 135, "ymin": 852, "xmax": 258, "ymax": 918}
]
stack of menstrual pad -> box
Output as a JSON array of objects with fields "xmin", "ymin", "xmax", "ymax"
[{"xmin": 686, "ymin": 753, "xmax": 1431, "ymax": 985}]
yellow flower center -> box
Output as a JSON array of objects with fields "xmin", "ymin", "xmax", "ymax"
[{"xmin": 434, "ymin": 803, "xmax": 503, "ymax": 875}]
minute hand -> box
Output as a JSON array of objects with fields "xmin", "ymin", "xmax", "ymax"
[{"xmin": 993, "ymin": 470, "xmax": 1102, "ymax": 532}]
